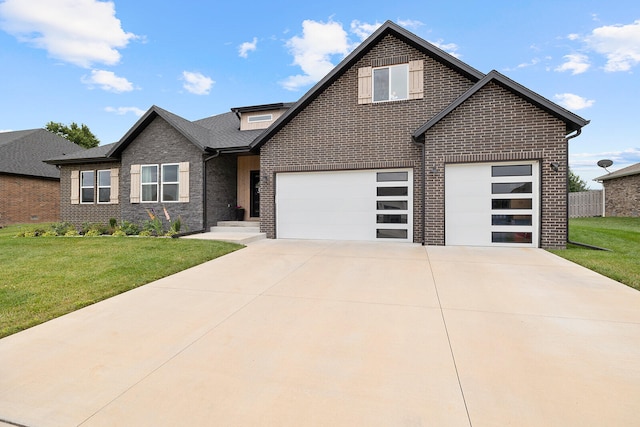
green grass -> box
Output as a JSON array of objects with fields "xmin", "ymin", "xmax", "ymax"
[
  {"xmin": 549, "ymin": 217, "xmax": 640, "ymax": 291},
  {"xmin": 0, "ymin": 225, "xmax": 243, "ymax": 338}
]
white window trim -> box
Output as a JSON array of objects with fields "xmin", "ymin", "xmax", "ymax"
[
  {"xmin": 161, "ymin": 163, "xmax": 180, "ymax": 203},
  {"xmin": 247, "ymin": 114, "xmax": 273, "ymax": 123},
  {"xmin": 80, "ymin": 170, "xmax": 95, "ymax": 204},
  {"xmin": 140, "ymin": 164, "xmax": 159, "ymax": 203},
  {"xmin": 97, "ymin": 170, "xmax": 111, "ymax": 204},
  {"xmin": 372, "ymin": 63, "xmax": 409, "ymax": 103}
]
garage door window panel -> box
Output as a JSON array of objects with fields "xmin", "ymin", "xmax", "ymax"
[
  {"xmin": 492, "ymin": 198, "xmax": 533, "ymax": 210},
  {"xmin": 491, "ymin": 165, "xmax": 532, "ymax": 177},
  {"xmin": 377, "ymin": 171, "xmax": 408, "ymax": 182},
  {"xmin": 377, "ymin": 214, "xmax": 408, "ymax": 224},
  {"xmin": 377, "ymin": 200, "xmax": 408, "ymax": 210},
  {"xmin": 492, "ymin": 232, "xmax": 532, "ymax": 244},
  {"xmin": 377, "ymin": 229, "xmax": 408, "ymax": 239},
  {"xmin": 377, "ymin": 186, "xmax": 408, "ymax": 197},
  {"xmin": 492, "ymin": 215, "xmax": 532, "ymax": 226},
  {"xmin": 492, "ymin": 182, "xmax": 532, "ymax": 194}
]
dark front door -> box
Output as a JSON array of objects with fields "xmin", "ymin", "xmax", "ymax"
[{"xmin": 250, "ymin": 170, "xmax": 260, "ymax": 217}]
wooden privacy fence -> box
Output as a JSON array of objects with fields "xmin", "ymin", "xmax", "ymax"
[{"xmin": 569, "ymin": 190, "xmax": 603, "ymax": 218}]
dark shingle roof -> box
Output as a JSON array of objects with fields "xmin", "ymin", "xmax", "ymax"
[
  {"xmin": 0, "ymin": 129, "xmax": 85, "ymax": 178},
  {"xmin": 595, "ymin": 162, "xmax": 640, "ymax": 181},
  {"xmin": 45, "ymin": 143, "xmax": 117, "ymax": 165},
  {"xmin": 194, "ymin": 112, "xmax": 263, "ymax": 149}
]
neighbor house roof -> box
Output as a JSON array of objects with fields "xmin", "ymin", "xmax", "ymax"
[
  {"xmin": 595, "ymin": 162, "xmax": 640, "ymax": 181},
  {"xmin": 412, "ymin": 70, "xmax": 590, "ymax": 139},
  {"xmin": 0, "ymin": 129, "xmax": 85, "ymax": 178},
  {"xmin": 250, "ymin": 20, "xmax": 485, "ymax": 150}
]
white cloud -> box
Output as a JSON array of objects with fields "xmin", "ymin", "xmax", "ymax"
[
  {"xmin": 105, "ymin": 106, "xmax": 145, "ymax": 117},
  {"xmin": 554, "ymin": 93, "xmax": 595, "ymax": 110},
  {"xmin": 350, "ymin": 20, "xmax": 382, "ymax": 41},
  {"xmin": 429, "ymin": 39, "xmax": 461, "ymax": 58},
  {"xmin": 181, "ymin": 71, "xmax": 214, "ymax": 95},
  {"xmin": 239, "ymin": 37, "xmax": 257, "ymax": 58},
  {"xmin": 555, "ymin": 53, "xmax": 591, "ymax": 74},
  {"xmin": 567, "ymin": 33, "xmax": 580, "ymax": 41},
  {"xmin": 81, "ymin": 69, "xmax": 134, "ymax": 92},
  {"xmin": 571, "ymin": 148, "xmax": 640, "ymax": 168},
  {"xmin": 396, "ymin": 19, "xmax": 424, "ymax": 30},
  {"xmin": 0, "ymin": 0, "xmax": 137, "ymax": 68},
  {"xmin": 281, "ymin": 19, "xmax": 351, "ymax": 91},
  {"xmin": 585, "ymin": 20, "xmax": 640, "ymax": 72}
]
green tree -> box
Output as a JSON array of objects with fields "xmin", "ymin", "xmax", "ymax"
[
  {"xmin": 569, "ymin": 168, "xmax": 589, "ymax": 192},
  {"xmin": 45, "ymin": 121, "xmax": 100, "ymax": 149}
]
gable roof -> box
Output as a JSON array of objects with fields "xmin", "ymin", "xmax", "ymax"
[
  {"xmin": 193, "ymin": 112, "xmax": 263, "ymax": 150},
  {"xmin": 250, "ymin": 20, "xmax": 485, "ymax": 151},
  {"xmin": 108, "ymin": 105, "xmax": 212, "ymax": 157},
  {"xmin": 595, "ymin": 162, "xmax": 640, "ymax": 181},
  {"xmin": 412, "ymin": 70, "xmax": 590, "ymax": 139},
  {"xmin": 0, "ymin": 129, "xmax": 85, "ymax": 178}
]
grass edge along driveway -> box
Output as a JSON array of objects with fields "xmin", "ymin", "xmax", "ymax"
[
  {"xmin": 549, "ymin": 217, "xmax": 640, "ymax": 292},
  {"xmin": 0, "ymin": 225, "xmax": 242, "ymax": 338}
]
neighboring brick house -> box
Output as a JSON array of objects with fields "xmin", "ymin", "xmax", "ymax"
[
  {"xmin": 0, "ymin": 129, "xmax": 84, "ymax": 226},
  {"xmin": 47, "ymin": 21, "xmax": 589, "ymax": 248},
  {"xmin": 596, "ymin": 163, "xmax": 640, "ymax": 217}
]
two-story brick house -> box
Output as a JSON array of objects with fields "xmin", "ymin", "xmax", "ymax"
[{"xmin": 47, "ymin": 21, "xmax": 589, "ymax": 248}]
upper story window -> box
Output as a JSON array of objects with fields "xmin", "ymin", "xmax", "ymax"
[
  {"xmin": 97, "ymin": 170, "xmax": 111, "ymax": 203},
  {"xmin": 373, "ymin": 64, "xmax": 408, "ymax": 102},
  {"xmin": 358, "ymin": 60, "xmax": 423, "ymax": 105},
  {"xmin": 247, "ymin": 114, "xmax": 273, "ymax": 123},
  {"xmin": 141, "ymin": 165, "xmax": 158, "ymax": 202},
  {"xmin": 80, "ymin": 171, "xmax": 95, "ymax": 203}
]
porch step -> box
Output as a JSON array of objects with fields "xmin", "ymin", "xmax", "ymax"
[
  {"xmin": 216, "ymin": 221, "xmax": 260, "ymax": 228},
  {"xmin": 210, "ymin": 226, "xmax": 260, "ymax": 233}
]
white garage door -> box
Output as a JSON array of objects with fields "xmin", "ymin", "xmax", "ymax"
[
  {"xmin": 445, "ymin": 161, "xmax": 539, "ymax": 247},
  {"xmin": 276, "ymin": 169, "xmax": 412, "ymax": 241}
]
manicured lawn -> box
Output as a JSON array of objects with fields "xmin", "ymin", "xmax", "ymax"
[
  {"xmin": 0, "ymin": 225, "xmax": 243, "ymax": 338},
  {"xmin": 549, "ymin": 217, "xmax": 640, "ymax": 291}
]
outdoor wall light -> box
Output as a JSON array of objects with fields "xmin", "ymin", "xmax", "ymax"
[{"xmin": 550, "ymin": 162, "xmax": 559, "ymax": 172}]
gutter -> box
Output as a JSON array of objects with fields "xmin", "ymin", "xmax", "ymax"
[{"xmin": 411, "ymin": 135, "xmax": 426, "ymax": 245}]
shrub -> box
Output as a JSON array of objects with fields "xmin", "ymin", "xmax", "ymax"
[
  {"xmin": 109, "ymin": 218, "xmax": 118, "ymax": 230},
  {"xmin": 50, "ymin": 222, "xmax": 76, "ymax": 236},
  {"xmin": 84, "ymin": 229, "xmax": 102, "ymax": 237},
  {"xmin": 139, "ymin": 230, "xmax": 152, "ymax": 237},
  {"xmin": 81, "ymin": 222, "xmax": 108, "ymax": 236},
  {"xmin": 112, "ymin": 229, "xmax": 127, "ymax": 237},
  {"xmin": 120, "ymin": 220, "xmax": 140, "ymax": 236},
  {"xmin": 42, "ymin": 231, "xmax": 58, "ymax": 237},
  {"xmin": 65, "ymin": 228, "xmax": 79, "ymax": 237},
  {"xmin": 142, "ymin": 218, "xmax": 164, "ymax": 236}
]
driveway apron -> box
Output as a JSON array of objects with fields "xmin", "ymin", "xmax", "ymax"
[{"xmin": 0, "ymin": 240, "xmax": 639, "ymax": 426}]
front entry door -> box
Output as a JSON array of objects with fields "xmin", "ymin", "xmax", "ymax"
[{"xmin": 250, "ymin": 170, "xmax": 260, "ymax": 218}]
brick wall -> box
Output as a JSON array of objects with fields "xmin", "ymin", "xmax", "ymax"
[
  {"xmin": 260, "ymin": 34, "xmax": 475, "ymax": 241},
  {"xmin": 59, "ymin": 162, "xmax": 121, "ymax": 226},
  {"xmin": 422, "ymin": 82, "xmax": 569, "ymax": 249},
  {"xmin": 604, "ymin": 175, "xmax": 640, "ymax": 217},
  {"xmin": 120, "ymin": 117, "xmax": 206, "ymax": 231},
  {"xmin": 0, "ymin": 174, "xmax": 61, "ymax": 226},
  {"xmin": 259, "ymin": 34, "xmax": 570, "ymax": 248},
  {"xmin": 205, "ymin": 154, "xmax": 237, "ymax": 228}
]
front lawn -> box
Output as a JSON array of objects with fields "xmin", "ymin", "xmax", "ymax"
[
  {"xmin": 0, "ymin": 225, "xmax": 242, "ymax": 338},
  {"xmin": 549, "ymin": 217, "xmax": 640, "ymax": 291}
]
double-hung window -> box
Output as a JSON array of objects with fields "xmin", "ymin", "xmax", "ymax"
[
  {"xmin": 141, "ymin": 165, "xmax": 159, "ymax": 202},
  {"xmin": 80, "ymin": 171, "xmax": 95, "ymax": 203},
  {"xmin": 161, "ymin": 164, "xmax": 179, "ymax": 202},
  {"xmin": 373, "ymin": 64, "xmax": 408, "ymax": 102},
  {"xmin": 97, "ymin": 170, "xmax": 111, "ymax": 203}
]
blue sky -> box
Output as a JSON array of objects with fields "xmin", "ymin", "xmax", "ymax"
[{"xmin": 1, "ymin": 0, "xmax": 639, "ymax": 188}]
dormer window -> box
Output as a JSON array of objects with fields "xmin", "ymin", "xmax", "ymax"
[
  {"xmin": 373, "ymin": 64, "xmax": 408, "ymax": 102},
  {"xmin": 247, "ymin": 114, "xmax": 273, "ymax": 123}
]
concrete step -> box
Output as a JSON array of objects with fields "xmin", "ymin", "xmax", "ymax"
[
  {"xmin": 181, "ymin": 231, "xmax": 266, "ymax": 244},
  {"xmin": 217, "ymin": 221, "xmax": 260, "ymax": 228},
  {"xmin": 211, "ymin": 226, "xmax": 260, "ymax": 233}
]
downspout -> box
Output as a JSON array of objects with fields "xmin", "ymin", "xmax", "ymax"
[
  {"xmin": 202, "ymin": 149, "xmax": 221, "ymax": 231},
  {"xmin": 411, "ymin": 135, "xmax": 426, "ymax": 245}
]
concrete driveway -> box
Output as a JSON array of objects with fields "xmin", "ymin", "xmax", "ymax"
[{"xmin": 1, "ymin": 240, "xmax": 639, "ymax": 426}]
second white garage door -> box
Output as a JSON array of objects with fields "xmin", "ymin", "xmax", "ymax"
[
  {"xmin": 276, "ymin": 169, "xmax": 413, "ymax": 241},
  {"xmin": 445, "ymin": 161, "xmax": 539, "ymax": 247}
]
